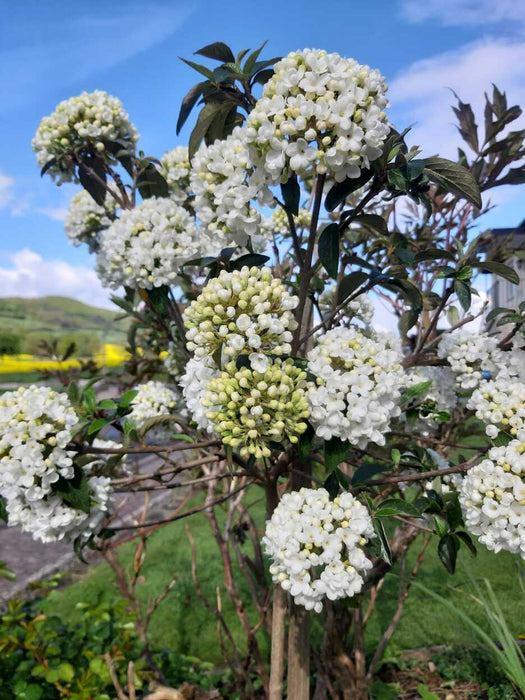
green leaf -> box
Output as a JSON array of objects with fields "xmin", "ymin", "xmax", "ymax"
[
  {"xmin": 82, "ymin": 386, "xmax": 97, "ymax": 415},
  {"xmin": 87, "ymin": 418, "xmax": 109, "ymax": 435},
  {"xmin": 298, "ymin": 422, "xmax": 315, "ymax": 461},
  {"xmin": 402, "ymin": 380, "xmax": 432, "ymax": 402},
  {"xmin": 456, "ymin": 265, "xmax": 473, "ymax": 280},
  {"xmin": 280, "ymin": 175, "xmax": 300, "ymax": 215},
  {"xmin": 195, "ymin": 41, "xmax": 235, "ymax": 63},
  {"xmin": 423, "ymin": 156, "xmax": 482, "ymax": 208},
  {"xmin": 399, "ymin": 308, "xmax": 419, "ymax": 336},
  {"xmin": 318, "ymin": 223, "xmax": 340, "ymax": 279},
  {"xmin": 180, "ymin": 57, "xmax": 215, "ymax": 81},
  {"xmin": 176, "ymin": 81, "xmax": 207, "ymax": 135},
  {"xmin": 51, "ymin": 466, "xmax": 91, "ymax": 514},
  {"xmin": 351, "ymin": 463, "xmax": 388, "ymax": 484},
  {"xmin": 243, "ymin": 41, "xmax": 268, "ymax": 75},
  {"xmin": 147, "ymin": 285, "xmax": 170, "ymax": 314},
  {"xmin": 230, "ymin": 253, "xmax": 270, "ymax": 270},
  {"xmin": 325, "ymin": 169, "xmax": 373, "ymax": 211},
  {"xmin": 454, "ymin": 279, "xmax": 472, "ymax": 311},
  {"xmin": 137, "ymin": 163, "xmax": 169, "ymax": 199},
  {"xmin": 337, "ymin": 271, "xmax": 369, "ymax": 304},
  {"xmin": 372, "ymin": 518, "xmax": 392, "ymax": 565},
  {"xmin": 189, "ymin": 102, "xmax": 226, "ymax": 160},
  {"xmin": 353, "ymin": 214, "xmax": 388, "ymax": 236},
  {"xmin": 414, "ymin": 248, "xmax": 455, "ymax": 262},
  {"xmin": 78, "ymin": 155, "xmax": 107, "ymax": 206},
  {"xmin": 324, "ymin": 436, "xmax": 348, "ymax": 471},
  {"xmin": 375, "ymin": 498, "xmax": 420, "ymax": 517},
  {"xmin": 98, "ymin": 399, "xmax": 117, "ymax": 410},
  {"xmin": 438, "ymin": 533, "xmax": 459, "ymax": 574},
  {"xmin": 57, "ymin": 662, "xmax": 75, "ymax": 682},
  {"xmin": 472, "ymin": 261, "xmax": 519, "ymax": 285},
  {"xmin": 324, "ymin": 472, "xmax": 340, "ymax": 500},
  {"xmin": 456, "ymin": 530, "xmax": 477, "ymax": 557},
  {"xmin": 387, "ymin": 167, "xmax": 408, "ymax": 191},
  {"xmin": 0, "ymin": 495, "xmax": 7, "ymax": 523},
  {"xmin": 67, "ymin": 381, "xmax": 81, "ymax": 407},
  {"xmin": 119, "ymin": 390, "xmax": 138, "ymax": 408},
  {"xmin": 492, "ymin": 431, "xmax": 513, "ymax": 447}
]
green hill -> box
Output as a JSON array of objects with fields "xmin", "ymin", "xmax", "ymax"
[{"xmin": 0, "ymin": 296, "xmax": 128, "ymax": 354}]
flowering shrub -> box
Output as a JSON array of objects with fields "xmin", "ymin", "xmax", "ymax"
[
  {"xmin": 96, "ymin": 196, "xmax": 203, "ymax": 289},
  {"xmin": 307, "ymin": 326, "xmax": 404, "ymax": 446},
  {"xmin": 65, "ymin": 190, "xmax": 117, "ymax": 250},
  {"xmin": 24, "ymin": 39, "xmax": 525, "ymax": 699},
  {"xmin": 32, "ymin": 90, "xmax": 138, "ymax": 184},
  {"xmin": 0, "ymin": 386, "xmax": 111, "ymax": 543},
  {"xmin": 263, "ymin": 487, "xmax": 374, "ymax": 612}
]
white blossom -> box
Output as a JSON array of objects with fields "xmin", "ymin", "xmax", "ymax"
[
  {"xmin": 65, "ymin": 190, "xmax": 117, "ymax": 251},
  {"xmin": 437, "ymin": 330, "xmax": 507, "ymax": 390},
  {"xmin": 467, "ymin": 376, "xmax": 525, "ymax": 443},
  {"xmin": 128, "ymin": 380, "xmax": 180, "ymax": 443},
  {"xmin": 190, "ymin": 127, "xmax": 271, "ymax": 251},
  {"xmin": 160, "ymin": 146, "xmax": 192, "ymax": 204},
  {"xmin": 318, "ymin": 290, "xmax": 374, "ymax": 327},
  {"xmin": 183, "ymin": 266, "xmax": 299, "ymax": 360},
  {"xmin": 96, "ymin": 196, "xmax": 202, "ymax": 289},
  {"xmin": 32, "ymin": 90, "xmax": 138, "ymax": 184},
  {"xmin": 459, "ymin": 441, "xmax": 525, "ymax": 558},
  {"xmin": 307, "ymin": 326, "xmax": 405, "ymax": 447},
  {"xmin": 263, "ymin": 487, "xmax": 374, "ymax": 612},
  {"xmin": 245, "ymin": 49, "xmax": 389, "ymax": 185},
  {"xmin": 179, "ymin": 356, "xmax": 219, "ymax": 433},
  {"xmin": 0, "ymin": 385, "xmax": 111, "ymax": 543}
]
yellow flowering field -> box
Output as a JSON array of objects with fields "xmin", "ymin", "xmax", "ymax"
[{"xmin": 0, "ymin": 343, "xmax": 129, "ymax": 374}]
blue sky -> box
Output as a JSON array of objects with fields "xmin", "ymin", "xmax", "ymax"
[{"xmin": 1, "ymin": 0, "xmax": 524, "ymax": 308}]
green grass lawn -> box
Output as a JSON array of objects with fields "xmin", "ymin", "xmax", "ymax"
[{"xmin": 41, "ymin": 489, "xmax": 525, "ymax": 665}]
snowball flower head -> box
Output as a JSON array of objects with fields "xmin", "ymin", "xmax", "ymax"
[
  {"xmin": 0, "ymin": 385, "xmax": 111, "ymax": 543},
  {"xmin": 262, "ymin": 207, "xmax": 312, "ymax": 237},
  {"xmin": 179, "ymin": 356, "xmax": 219, "ymax": 433},
  {"xmin": 307, "ymin": 326, "xmax": 405, "ymax": 447},
  {"xmin": 319, "ymin": 290, "xmax": 374, "ymax": 327},
  {"xmin": 128, "ymin": 380, "xmax": 179, "ymax": 442},
  {"xmin": 203, "ymin": 357, "xmax": 310, "ymax": 458},
  {"xmin": 467, "ymin": 377, "xmax": 525, "ymax": 443},
  {"xmin": 183, "ymin": 266, "xmax": 299, "ymax": 360},
  {"xmin": 191, "ymin": 126, "xmax": 271, "ymax": 251},
  {"xmin": 459, "ymin": 441, "xmax": 525, "ymax": 558},
  {"xmin": 65, "ymin": 190, "xmax": 117, "ymax": 251},
  {"xmin": 32, "ymin": 90, "xmax": 138, "ymax": 184},
  {"xmin": 96, "ymin": 196, "xmax": 202, "ymax": 289},
  {"xmin": 437, "ymin": 330, "xmax": 507, "ymax": 390},
  {"xmin": 160, "ymin": 146, "xmax": 192, "ymax": 204},
  {"xmin": 245, "ymin": 49, "xmax": 389, "ymax": 185},
  {"xmin": 263, "ymin": 487, "xmax": 374, "ymax": 612}
]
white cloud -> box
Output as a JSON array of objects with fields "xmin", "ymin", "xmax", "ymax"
[
  {"xmin": 0, "ymin": 173, "xmax": 14, "ymax": 210},
  {"xmin": 36, "ymin": 207, "xmax": 68, "ymax": 222},
  {"xmin": 0, "ymin": 249, "xmax": 115, "ymax": 309},
  {"xmin": 400, "ymin": 0, "xmax": 525, "ymax": 26}
]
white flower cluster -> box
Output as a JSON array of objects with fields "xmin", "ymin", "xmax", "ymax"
[
  {"xmin": 65, "ymin": 190, "xmax": 117, "ymax": 251},
  {"xmin": 0, "ymin": 386, "xmax": 111, "ymax": 543},
  {"xmin": 263, "ymin": 487, "xmax": 374, "ymax": 612},
  {"xmin": 467, "ymin": 377, "xmax": 525, "ymax": 442},
  {"xmin": 160, "ymin": 146, "xmax": 191, "ymax": 204},
  {"xmin": 203, "ymin": 357, "xmax": 310, "ymax": 458},
  {"xmin": 424, "ymin": 449, "xmax": 462, "ymax": 495},
  {"xmin": 404, "ymin": 366, "xmax": 457, "ymax": 427},
  {"xmin": 183, "ymin": 266, "xmax": 299, "ymax": 360},
  {"xmin": 437, "ymin": 330, "xmax": 506, "ymax": 390},
  {"xmin": 96, "ymin": 196, "xmax": 202, "ymax": 289},
  {"xmin": 459, "ymin": 441, "xmax": 525, "ymax": 557},
  {"xmin": 179, "ymin": 357, "xmax": 218, "ymax": 433},
  {"xmin": 191, "ymin": 127, "xmax": 269, "ymax": 250},
  {"xmin": 128, "ymin": 380, "xmax": 179, "ymax": 442},
  {"xmin": 261, "ymin": 207, "xmax": 312, "ymax": 237},
  {"xmin": 307, "ymin": 326, "xmax": 405, "ymax": 447},
  {"xmin": 319, "ymin": 291, "xmax": 374, "ymax": 327},
  {"xmin": 32, "ymin": 90, "xmax": 138, "ymax": 184},
  {"xmin": 246, "ymin": 49, "xmax": 389, "ymax": 185}
]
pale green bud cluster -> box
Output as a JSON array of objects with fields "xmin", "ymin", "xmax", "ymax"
[
  {"xmin": 183, "ymin": 266, "xmax": 299, "ymax": 359},
  {"xmin": 203, "ymin": 358, "xmax": 310, "ymax": 458}
]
